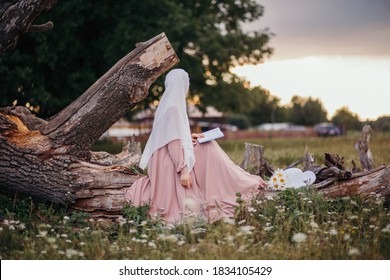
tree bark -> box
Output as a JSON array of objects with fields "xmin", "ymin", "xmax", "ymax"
[
  {"xmin": 0, "ymin": 0, "xmax": 57, "ymax": 52},
  {"xmin": 240, "ymin": 143, "xmax": 274, "ymax": 178},
  {"xmin": 0, "ymin": 33, "xmax": 179, "ymax": 217},
  {"xmin": 318, "ymin": 165, "xmax": 390, "ymax": 200},
  {"xmin": 354, "ymin": 125, "xmax": 374, "ymax": 170}
]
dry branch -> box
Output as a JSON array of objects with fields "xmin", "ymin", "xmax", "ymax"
[{"xmin": 0, "ymin": 0, "xmax": 57, "ymax": 52}]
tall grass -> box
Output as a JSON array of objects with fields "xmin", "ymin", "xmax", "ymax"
[
  {"xmin": 1, "ymin": 133, "xmax": 389, "ymax": 260},
  {"xmin": 220, "ymin": 133, "xmax": 390, "ymax": 168}
]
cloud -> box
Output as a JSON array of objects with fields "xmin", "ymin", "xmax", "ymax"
[{"xmin": 246, "ymin": 0, "xmax": 390, "ymax": 59}]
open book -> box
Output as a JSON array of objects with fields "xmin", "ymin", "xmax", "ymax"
[{"xmin": 197, "ymin": 127, "xmax": 224, "ymax": 143}]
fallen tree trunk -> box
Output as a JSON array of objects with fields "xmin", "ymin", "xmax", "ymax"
[
  {"xmin": 0, "ymin": 32, "xmax": 179, "ymax": 217},
  {"xmin": 317, "ymin": 165, "xmax": 390, "ymax": 200}
]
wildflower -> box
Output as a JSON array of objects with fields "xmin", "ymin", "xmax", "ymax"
[
  {"xmin": 309, "ymin": 220, "xmax": 319, "ymax": 229},
  {"xmin": 41, "ymin": 250, "xmax": 47, "ymax": 255},
  {"xmin": 381, "ymin": 224, "xmax": 390, "ymax": 233},
  {"xmin": 80, "ymin": 242, "xmax": 86, "ymax": 246},
  {"xmin": 225, "ymin": 235, "xmax": 235, "ymax": 243},
  {"xmin": 348, "ymin": 248, "xmax": 361, "ymax": 256},
  {"xmin": 264, "ymin": 226, "xmax": 273, "ymax": 232},
  {"xmin": 8, "ymin": 225, "xmax": 15, "ymax": 231},
  {"xmin": 177, "ymin": 240, "xmax": 186, "ymax": 246},
  {"xmin": 329, "ymin": 229, "xmax": 338, "ymax": 235},
  {"xmin": 183, "ymin": 198, "xmax": 196, "ymax": 209},
  {"xmin": 140, "ymin": 221, "xmax": 148, "ymax": 227},
  {"xmin": 16, "ymin": 223, "xmax": 25, "ymax": 229},
  {"xmin": 38, "ymin": 231, "xmax": 48, "ymax": 237},
  {"xmin": 60, "ymin": 233, "xmax": 68, "ymax": 238},
  {"xmin": 129, "ymin": 228, "xmax": 137, "ymax": 234},
  {"xmin": 66, "ymin": 239, "xmax": 72, "ymax": 243},
  {"xmin": 189, "ymin": 247, "xmax": 197, "ymax": 253},
  {"xmin": 47, "ymin": 237, "xmax": 56, "ymax": 243},
  {"xmin": 348, "ymin": 215, "xmax": 358, "ymax": 220},
  {"xmin": 239, "ymin": 225, "xmax": 255, "ymax": 235},
  {"xmin": 247, "ymin": 207, "xmax": 256, "ymax": 213},
  {"xmin": 238, "ymin": 219, "xmax": 246, "ymax": 225},
  {"xmin": 65, "ymin": 249, "xmax": 79, "ymax": 258},
  {"xmin": 63, "ymin": 216, "xmax": 70, "ymax": 220},
  {"xmin": 140, "ymin": 234, "xmax": 148, "ymax": 239},
  {"xmin": 117, "ymin": 217, "xmax": 127, "ymax": 226},
  {"xmin": 159, "ymin": 234, "xmax": 178, "ymax": 243},
  {"xmin": 222, "ymin": 217, "xmax": 235, "ymax": 225},
  {"xmin": 291, "ymin": 233, "xmax": 307, "ymax": 243},
  {"xmin": 238, "ymin": 245, "xmax": 248, "ymax": 252},
  {"xmin": 165, "ymin": 234, "xmax": 178, "ymax": 243},
  {"xmin": 148, "ymin": 241, "xmax": 157, "ymax": 249},
  {"xmin": 0, "ymin": 227, "xmax": 3, "ymax": 231},
  {"xmin": 190, "ymin": 228, "xmax": 207, "ymax": 234},
  {"xmin": 344, "ymin": 234, "xmax": 350, "ymax": 240}
]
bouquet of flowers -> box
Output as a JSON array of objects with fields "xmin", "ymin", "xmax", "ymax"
[{"xmin": 268, "ymin": 168, "xmax": 316, "ymax": 191}]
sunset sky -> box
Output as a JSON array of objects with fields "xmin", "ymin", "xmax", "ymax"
[{"xmin": 233, "ymin": 0, "xmax": 390, "ymax": 120}]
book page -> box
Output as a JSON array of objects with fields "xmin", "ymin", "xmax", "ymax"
[{"xmin": 198, "ymin": 127, "xmax": 224, "ymax": 143}]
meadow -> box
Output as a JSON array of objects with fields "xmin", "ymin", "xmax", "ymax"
[{"xmin": 1, "ymin": 133, "xmax": 389, "ymax": 260}]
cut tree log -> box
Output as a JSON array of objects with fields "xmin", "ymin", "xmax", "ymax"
[
  {"xmin": 0, "ymin": 0, "xmax": 57, "ymax": 52},
  {"xmin": 240, "ymin": 143, "xmax": 274, "ymax": 178},
  {"xmin": 0, "ymin": 32, "xmax": 179, "ymax": 218},
  {"xmin": 355, "ymin": 125, "xmax": 374, "ymax": 170}
]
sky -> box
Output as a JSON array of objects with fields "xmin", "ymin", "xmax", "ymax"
[{"xmin": 233, "ymin": 0, "xmax": 390, "ymax": 120}]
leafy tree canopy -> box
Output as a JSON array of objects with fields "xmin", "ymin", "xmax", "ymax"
[
  {"xmin": 332, "ymin": 106, "xmax": 363, "ymax": 132},
  {"xmin": 288, "ymin": 95, "xmax": 328, "ymax": 126},
  {"xmin": 0, "ymin": 0, "xmax": 272, "ymax": 118}
]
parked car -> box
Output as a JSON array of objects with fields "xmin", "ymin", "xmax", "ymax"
[{"xmin": 314, "ymin": 123, "xmax": 341, "ymax": 136}]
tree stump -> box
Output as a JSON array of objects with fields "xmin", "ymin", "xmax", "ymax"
[
  {"xmin": 240, "ymin": 143, "xmax": 274, "ymax": 178},
  {"xmin": 354, "ymin": 125, "xmax": 374, "ymax": 170}
]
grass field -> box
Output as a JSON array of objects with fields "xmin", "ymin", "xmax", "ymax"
[{"xmin": 1, "ymin": 133, "xmax": 389, "ymax": 260}]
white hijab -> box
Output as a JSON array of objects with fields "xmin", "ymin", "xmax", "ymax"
[{"xmin": 139, "ymin": 69, "xmax": 195, "ymax": 172}]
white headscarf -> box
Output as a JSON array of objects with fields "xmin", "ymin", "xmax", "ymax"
[{"xmin": 139, "ymin": 69, "xmax": 195, "ymax": 172}]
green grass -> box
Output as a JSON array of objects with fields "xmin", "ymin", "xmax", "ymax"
[
  {"xmin": 1, "ymin": 133, "xmax": 389, "ymax": 260},
  {"xmin": 220, "ymin": 133, "xmax": 390, "ymax": 168}
]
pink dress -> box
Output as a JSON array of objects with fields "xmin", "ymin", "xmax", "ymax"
[{"xmin": 125, "ymin": 139, "xmax": 262, "ymax": 223}]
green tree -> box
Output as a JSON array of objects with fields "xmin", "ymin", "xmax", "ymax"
[
  {"xmin": 370, "ymin": 116, "xmax": 390, "ymax": 132},
  {"xmin": 247, "ymin": 86, "xmax": 287, "ymax": 126},
  {"xmin": 288, "ymin": 95, "xmax": 328, "ymax": 126},
  {"xmin": 331, "ymin": 106, "xmax": 362, "ymax": 133},
  {"xmin": 0, "ymin": 0, "xmax": 272, "ymax": 118}
]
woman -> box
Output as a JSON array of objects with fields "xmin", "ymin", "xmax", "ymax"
[{"xmin": 125, "ymin": 69, "xmax": 267, "ymax": 223}]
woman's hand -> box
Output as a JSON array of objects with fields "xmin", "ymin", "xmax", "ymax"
[
  {"xmin": 180, "ymin": 172, "xmax": 192, "ymax": 188},
  {"xmin": 191, "ymin": 133, "xmax": 205, "ymax": 145},
  {"xmin": 259, "ymin": 178, "xmax": 268, "ymax": 189}
]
